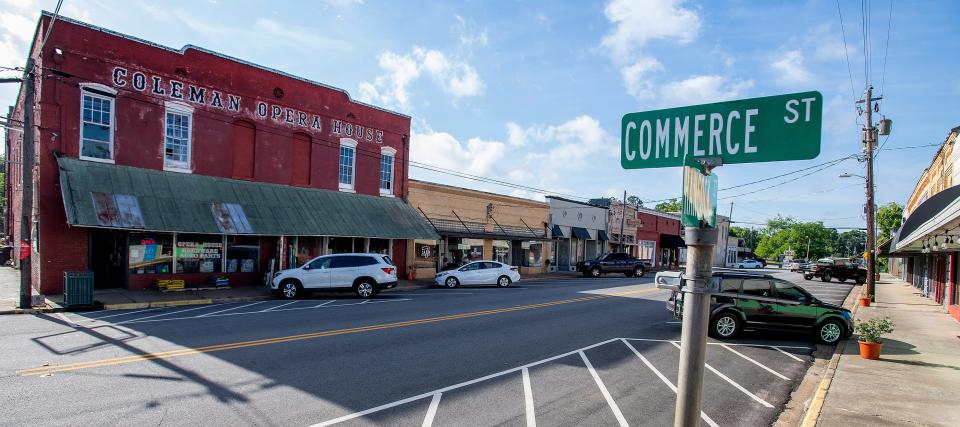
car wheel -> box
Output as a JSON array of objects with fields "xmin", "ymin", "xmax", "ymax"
[
  {"xmin": 804, "ymin": 274, "xmax": 813, "ymax": 280},
  {"xmin": 709, "ymin": 312, "xmax": 741, "ymax": 339},
  {"xmin": 737, "ymin": 264, "xmax": 744, "ymax": 269},
  {"xmin": 444, "ymin": 276, "xmax": 459, "ymax": 288},
  {"xmin": 856, "ymin": 275, "xmax": 866, "ymax": 285},
  {"xmin": 821, "ymin": 271, "xmax": 832, "ymax": 282},
  {"xmin": 817, "ymin": 319, "xmax": 845, "ymax": 344},
  {"xmin": 279, "ymin": 279, "xmax": 302, "ymax": 300},
  {"xmin": 634, "ymin": 266, "xmax": 645, "ymax": 278},
  {"xmin": 590, "ymin": 266, "xmax": 602, "ymax": 278},
  {"xmin": 497, "ymin": 275, "xmax": 512, "ymax": 288},
  {"xmin": 838, "ymin": 277, "xmax": 846, "ymax": 283},
  {"xmin": 354, "ymin": 280, "xmax": 376, "ymax": 299}
]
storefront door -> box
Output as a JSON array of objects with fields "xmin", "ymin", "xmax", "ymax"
[{"xmin": 90, "ymin": 229, "xmax": 127, "ymax": 289}]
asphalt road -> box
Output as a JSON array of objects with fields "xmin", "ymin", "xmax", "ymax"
[{"xmin": 0, "ymin": 272, "xmax": 851, "ymax": 426}]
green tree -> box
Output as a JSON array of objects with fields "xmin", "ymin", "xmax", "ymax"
[
  {"xmin": 835, "ymin": 229, "xmax": 867, "ymax": 257},
  {"xmin": 876, "ymin": 202, "xmax": 904, "ymax": 241},
  {"xmin": 655, "ymin": 198, "xmax": 682, "ymax": 213},
  {"xmin": 730, "ymin": 226, "xmax": 762, "ymax": 250},
  {"xmin": 625, "ymin": 195, "xmax": 644, "ymax": 208},
  {"xmin": 755, "ymin": 220, "xmax": 836, "ymax": 260}
]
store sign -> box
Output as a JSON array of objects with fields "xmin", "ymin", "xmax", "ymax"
[
  {"xmin": 110, "ymin": 66, "xmax": 385, "ymax": 142},
  {"xmin": 176, "ymin": 241, "xmax": 223, "ymax": 273},
  {"xmin": 621, "ymin": 91, "xmax": 822, "ymax": 169}
]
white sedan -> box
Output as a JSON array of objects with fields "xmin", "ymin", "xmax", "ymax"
[
  {"xmin": 736, "ymin": 259, "xmax": 764, "ymax": 269},
  {"xmin": 435, "ymin": 261, "xmax": 521, "ymax": 288}
]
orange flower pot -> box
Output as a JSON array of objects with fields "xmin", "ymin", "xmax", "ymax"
[
  {"xmin": 859, "ymin": 297, "xmax": 871, "ymax": 307},
  {"xmin": 858, "ymin": 341, "xmax": 882, "ymax": 360}
]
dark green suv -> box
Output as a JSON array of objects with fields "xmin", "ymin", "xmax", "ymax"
[{"xmin": 658, "ymin": 272, "xmax": 853, "ymax": 344}]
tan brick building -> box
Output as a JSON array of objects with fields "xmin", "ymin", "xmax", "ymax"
[{"xmin": 406, "ymin": 180, "xmax": 549, "ymax": 279}]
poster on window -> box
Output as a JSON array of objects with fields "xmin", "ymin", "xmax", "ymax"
[{"xmin": 176, "ymin": 241, "xmax": 223, "ymax": 260}]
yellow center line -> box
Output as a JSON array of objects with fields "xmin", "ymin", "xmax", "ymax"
[{"xmin": 18, "ymin": 287, "xmax": 659, "ymax": 376}]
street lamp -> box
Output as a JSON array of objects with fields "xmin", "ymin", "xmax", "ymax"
[{"xmin": 839, "ymin": 173, "xmax": 866, "ymax": 179}]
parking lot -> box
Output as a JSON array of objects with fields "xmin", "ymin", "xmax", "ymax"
[{"xmin": 313, "ymin": 336, "xmax": 812, "ymax": 427}]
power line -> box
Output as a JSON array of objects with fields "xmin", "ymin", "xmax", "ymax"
[
  {"xmin": 718, "ymin": 155, "xmax": 854, "ymax": 192},
  {"xmin": 836, "ymin": 0, "xmax": 858, "ymax": 102},
  {"xmin": 879, "ymin": 0, "xmax": 894, "ymax": 96},
  {"xmin": 718, "ymin": 157, "xmax": 849, "ymax": 201}
]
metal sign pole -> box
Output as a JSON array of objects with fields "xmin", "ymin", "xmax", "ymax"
[{"xmin": 674, "ymin": 226, "xmax": 717, "ymax": 427}]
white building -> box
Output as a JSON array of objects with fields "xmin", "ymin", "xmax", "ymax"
[{"xmin": 547, "ymin": 197, "xmax": 609, "ymax": 272}]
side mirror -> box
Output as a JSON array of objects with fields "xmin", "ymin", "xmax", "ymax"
[{"xmin": 302, "ymin": 265, "xmax": 311, "ymax": 270}]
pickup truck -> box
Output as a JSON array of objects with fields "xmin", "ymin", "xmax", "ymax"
[
  {"xmin": 804, "ymin": 257, "xmax": 866, "ymax": 284},
  {"xmin": 577, "ymin": 252, "xmax": 651, "ymax": 278}
]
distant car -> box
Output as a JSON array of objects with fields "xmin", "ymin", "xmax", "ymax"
[
  {"xmin": 577, "ymin": 252, "xmax": 651, "ymax": 278},
  {"xmin": 656, "ymin": 271, "xmax": 853, "ymax": 344},
  {"xmin": 753, "ymin": 257, "xmax": 767, "ymax": 267},
  {"xmin": 736, "ymin": 259, "xmax": 764, "ymax": 269},
  {"xmin": 272, "ymin": 253, "xmax": 398, "ymax": 299},
  {"xmin": 788, "ymin": 259, "xmax": 809, "ymax": 272},
  {"xmin": 435, "ymin": 261, "xmax": 520, "ymax": 288},
  {"xmin": 804, "ymin": 257, "xmax": 866, "ymax": 284}
]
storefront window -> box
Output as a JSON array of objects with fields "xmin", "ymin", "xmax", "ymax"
[
  {"xmin": 523, "ymin": 241, "xmax": 543, "ymax": 267},
  {"xmin": 296, "ymin": 236, "xmax": 321, "ymax": 267},
  {"xmin": 176, "ymin": 234, "xmax": 223, "ymax": 273},
  {"xmin": 227, "ymin": 236, "xmax": 259, "ymax": 273},
  {"xmin": 414, "ymin": 239, "xmax": 439, "ymax": 269},
  {"xmin": 369, "ymin": 238, "xmax": 390, "ymax": 255},
  {"xmin": 638, "ymin": 240, "xmax": 656, "ymax": 263},
  {"xmin": 493, "ymin": 240, "xmax": 511, "ymax": 264},
  {"xmin": 328, "ymin": 237, "xmax": 354, "ymax": 254},
  {"xmin": 444, "ymin": 237, "xmax": 484, "ymax": 269},
  {"xmin": 128, "ymin": 233, "xmax": 173, "ymax": 274}
]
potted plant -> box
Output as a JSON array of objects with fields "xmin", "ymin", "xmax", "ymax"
[
  {"xmin": 858, "ymin": 288, "xmax": 871, "ymax": 307},
  {"xmin": 854, "ymin": 317, "xmax": 894, "ymax": 360}
]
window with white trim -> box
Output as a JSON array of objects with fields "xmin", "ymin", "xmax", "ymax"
[
  {"xmin": 338, "ymin": 138, "xmax": 357, "ymax": 191},
  {"xmin": 380, "ymin": 147, "xmax": 396, "ymax": 196},
  {"xmin": 164, "ymin": 102, "xmax": 193, "ymax": 171},
  {"xmin": 80, "ymin": 86, "xmax": 115, "ymax": 161}
]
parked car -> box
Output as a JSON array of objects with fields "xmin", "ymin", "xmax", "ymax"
[
  {"xmin": 272, "ymin": 253, "xmax": 398, "ymax": 299},
  {"xmin": 735, "ymin": 259, "xmax": 764, "ymax": 269},
  {"xmin": 656, "ymin": 271, "xmax": 853, "ymax": 344},
  {"xmin": 787, "ymin": 259, "xmax": 809, "ymax": 272},
  {"xmin": 434, "ymin": 261, "xmax": 520, "ymax": 288},
  {"xmin": 577, "ymin": 252, "xmax": 651, "ymax": 278},
  {"xmin": 753, "ymin": 257, "xmax": 767, "ymax": 267},
  {"xmin": 804, "ymin": 257, "xmax": 866, "ymax": 284}
]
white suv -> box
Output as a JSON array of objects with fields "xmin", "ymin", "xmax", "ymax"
[{"xmin": 272, "ymin": 253, "xmax": 398, "ymax": 299}]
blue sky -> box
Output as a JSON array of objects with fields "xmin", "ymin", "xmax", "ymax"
[{"xmin": 1, "ymin": 0, "xmax": 958, "ymax": 230}]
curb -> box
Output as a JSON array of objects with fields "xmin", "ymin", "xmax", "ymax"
[
  {"xmin": 101, "ymin": 295, "xmax": 274, "ymax": 311},
  {"xmin": 797, "ymin": 285, "xmax": 863, "ymax": 427}
]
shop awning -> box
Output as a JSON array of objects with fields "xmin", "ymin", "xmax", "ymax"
[
  {"xmin": 597, "ymin": 230, "xmax": 609, "ymax": 241},
  {"xmin": 571, "ymin": 227, "xmax": 591, "ymax": 240},
  {"xmin": 423, "ymin": 217, "xmax": 547, "ymax": 240},
  {"xmin": 895, "ymin": 184, "xmax": 960, "ymax": 252},
  {"xmin": 551, "ymin": 225, "xmax": 564, "ymax": 238},
  {"xmin": 57, "ymin": 156, "xmax": 440, "ymax": 239},
  {"xmin": 660, "ymin": 234, "xmax": 685, "ymax": 248}
]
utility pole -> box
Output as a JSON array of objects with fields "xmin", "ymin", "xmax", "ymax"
[
  {"xmin": 18, "ymin": 58, "xmax": 35, "ymax": 309},
  {"xmin": 619, "ymin": 190, "xmax": 627, "ymax": 252},
  {"xmin": 864, "ymin": 86, "xmax": 877, "ymax": 302},
  {"xmin": 805, "ymin": 238, "xmax": 811, "ymax": 260}
]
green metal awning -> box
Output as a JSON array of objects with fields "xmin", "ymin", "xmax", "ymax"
[{"xmin": 57, "ymin": 156, "xmax": 439, "ymax": 239}]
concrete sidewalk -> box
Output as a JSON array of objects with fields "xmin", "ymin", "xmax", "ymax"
[{"xmin": 815, "ymin": 273, "xmax": 960, "ymax": 426}]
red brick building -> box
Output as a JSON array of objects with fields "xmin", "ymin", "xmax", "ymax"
[
  {"xmin": 635, "ymin": 207, "xmax": 683, "ymax": 267},
  {"xmin": 5, "ymin": 13, "xmax": 436, "ymax": 295}
]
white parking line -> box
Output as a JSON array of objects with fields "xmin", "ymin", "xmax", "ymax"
[
  {"xmin": 313, "ymin": 300, "xmax": 334, "ymax": 308},
  {"xmin": 422, "ymin": 393, "xmax": 441, "ymax": 427},
  {"xmin": 621, "ymin": 339, "xmax": 719, "ymax": 427},
  {"xmin": 114, "ymin": 304, "xmax": 218, "ymax": 324},
  {"xmin": 668, "ymin": 342, "xmax": 773, "ymax": 408},
  {"xmin": 260, "ymin": 301, "xmax": 298, "ymax": 312},
  {"xmin": 80, "ymin": 307, "xmax": 162, "ymax": 321},
  {"xmin": 198, "ymin": 301, "xmax": 267, "ymax": 317},
  {"xmin": 770, "ymin": 346, "xmax": 804, "ymax": 362},
  {"xmin": 721, "ymin": 344, "xmax": 790, "ymax": 380},
  {"xmin": 579, "ymin": 350, "xmax": 628, "ymax": 427},
  {"xmin": 522, "ymin": 367, "xmax": 536, "ymax": 427},
  {"xmin": 624, "ymin": 338, "xmax": 813, "ymax": 350}
]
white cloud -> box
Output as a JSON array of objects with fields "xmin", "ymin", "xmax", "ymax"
[
  {"xmin": 323, "ymin": 0, "xmax": 364, "ymax": 7},
  {"xmin": 358, "ymin": 47, "xmax": 483, "ymax": 111},
  {"xmin": 771, "ymin": 49, "xmax": 813, "ymax": 86},
  {"xmin": 0, "ymin": 12, "xmax": 35, "ymax": 43},
  {"xmin": 621, "ymin": 57, "xmax": 663, "ymax": 99},
  {"xmin": 452, "ymin": 15, "xmax": 488, "ymax": 48},
  {"xmin": 505, "ymin": 122, "xmax": 527, "ymax": 146},
  {"xmin": 254, "ymin": 18, "xmax": 351, "ymax": 51},
  {"xmin": 601, "ymin": 0, "xmax": 701, "ymax": 60},
  {"xmin": 0, "ymin": 11, "xmax": 34, "ymax": 68},
  {"xmin": 0, "ymin": 0, "xmax": 37, "ymax": 11},
  {"xmin": 410, "ymin": 129, "xmax": 505, "ymax": 176},
  {"xmin": 517, "ymin": 115, "xmax": 615, "ymax": 165},
  {"xmin": 658, "ymin": 75, "xmax": 754, "ymax": 107}
]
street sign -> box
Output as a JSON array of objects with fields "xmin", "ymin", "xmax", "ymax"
[
  {"xmin": 681, "ymin": 156, "xmax": 718, "ymax": 227},
  {"xmin": 621, "ymin": 91, "xmax": 822, "ymax": 169}
]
